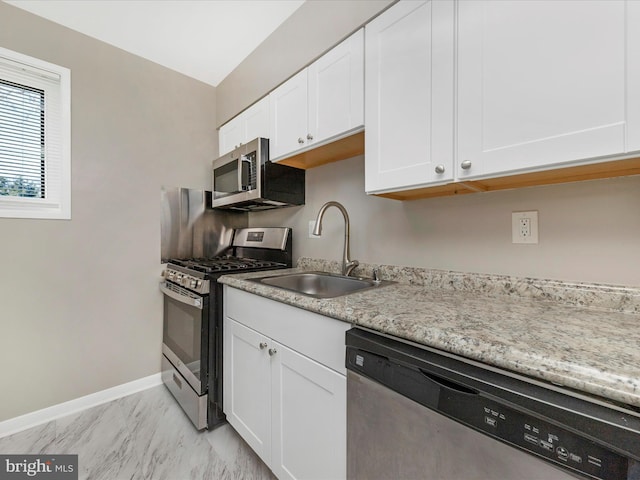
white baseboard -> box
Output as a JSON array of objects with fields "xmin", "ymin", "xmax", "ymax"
[{"xmin": 0, "ymin": 373, "xmax": 163, "ymax": 438}]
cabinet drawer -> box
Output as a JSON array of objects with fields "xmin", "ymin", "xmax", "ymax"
[{"xmin": 225, "ymin": 286, "xmax": 349, "ymax": 374}]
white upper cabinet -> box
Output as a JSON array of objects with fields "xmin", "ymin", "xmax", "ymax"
[
  {"xmin": 242, "ymin": 98, "xmax": 270, "ymax": 145},
  {"xmin": 307, "ymin": 29, "xmax": 364, "ymax": 147},
  {"xmin": 218, "ymin": 115, "xmax": 242, "ymax": 157},
  {"xmin": 269, "ymin": 29, "xmax": 364, "ymax": 162},
  {"xmin": 457, "ymin": 0, "xmax": 640, "ymax": 180},
  {"xmin": 626, "ymin": 1, "xmax": 640, "ymax": 153},
  {"xmin": 364, "ymin": 0, "xmax": 455, "ymax": 194},
  {"xmin": 218, "ymin": 96, "xmax": 269, "ymax": 156},
  {"xmin": 268, "ymin": 69, "xmax": 309, "ymax": 160}
]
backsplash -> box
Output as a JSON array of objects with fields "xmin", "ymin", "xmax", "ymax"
[{"xmin": 297, "ymin": 257, "xmax": 640, "ymax": 315}]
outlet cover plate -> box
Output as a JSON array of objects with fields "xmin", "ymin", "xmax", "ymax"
[{"xmin": 512, "ymin": 211, "xmax": 539, "ymax": 244}]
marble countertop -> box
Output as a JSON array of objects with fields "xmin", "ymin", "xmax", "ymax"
[{"xmin": 219, "ymin": 259, "xmax": 640, "ymax": 409}]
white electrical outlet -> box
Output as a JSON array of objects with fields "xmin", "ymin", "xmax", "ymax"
[
  {"xmin": 512, "ymin": 211, "xmax": 539, "ymax": 244},
  {"xmin": 309, "ymin": 220, "xmax": 317, "ymax": 238}
]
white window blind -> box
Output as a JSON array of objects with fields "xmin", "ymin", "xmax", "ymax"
[
  {"xmin": 0, "ymin": 47, "xmax": 70, "ymax": 219},
  {"xmin": 0, "ymin": 79, "xmax": 45, "ymax": 198}
]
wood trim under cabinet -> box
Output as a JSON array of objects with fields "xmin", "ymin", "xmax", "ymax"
[
  {"xmin": 374, "ymin": 156, "xmax": 640, "ymax": 201},
  {"xmin": 275, "ymin": 130, "xmax": 364, "ymax": 169}
]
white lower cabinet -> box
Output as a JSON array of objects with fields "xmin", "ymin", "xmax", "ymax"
[
  {"xmin": 223, "ymin": 286, "xmax": 348, "ymax": 480},
  {"xmin": 224, "ymin": 319, "xmax": 271, "ymax": 462}
]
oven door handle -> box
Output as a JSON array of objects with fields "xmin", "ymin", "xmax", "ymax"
[{"xmin": 160, "ymin": 283, "xmax": 203, "ymax": 310}]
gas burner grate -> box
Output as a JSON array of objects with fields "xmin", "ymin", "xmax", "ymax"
[{"xmin": 168, "ymin": 257, "xmax": 286, "ymax": 274}]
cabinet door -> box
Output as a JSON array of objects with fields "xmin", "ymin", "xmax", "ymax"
[
  {"xmin": 458, "ymin": 0, "xmax": 630, "ymax": 179},
  {"xmin": 218, "ymin": 115, "xmax": 242, "ymax": 156},
  {"xmin": 627, "ymin": 1, "xmax": 640, "ymax": 152},
  {"xmin": 308, "ymin": 29, "xmax": 364, "ymax": 147},
  {"xmin": 269, "ymin": 69, "xmax": 308, "ymax": 160},
  {"xmin": 223, "ymin": 318, "xmax": 272, "ymax": 466},
  {"xmin": 365, "ymin": 0, "xmax": 455, "ymax": 194},
  {"xmin": 243, "ymin": 96, "xmax": 270, "ymax": 143},
  {"xmin": 271, "ymin": 342, "xmax": 346, "ymax": 480}
]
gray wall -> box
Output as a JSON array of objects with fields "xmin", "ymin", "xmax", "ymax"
[
  {"xmin": 252, "ymin": 156, "xmax": 640, "ymax": 286},
  {"xmin": 0, "ymin": 3, "xmax": 217, "ymax": 422}
]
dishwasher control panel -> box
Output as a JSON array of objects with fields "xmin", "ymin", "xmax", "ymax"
[{"xmin": 456, "ymin": 398, "xmax": 629, "ymax": 480}]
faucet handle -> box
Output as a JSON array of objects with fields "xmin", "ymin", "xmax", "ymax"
[
  {"xmin": 345, "ymin": 260, "xmax": 359, "ymax": 277},
  {"xmin": 372, "ymin": 268, "xmax": 380, "ymax": 283}
]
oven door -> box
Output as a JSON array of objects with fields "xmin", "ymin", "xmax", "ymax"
[{"xmin": 160, "ymin": 281, "xmax": 209, "ymax": 395}]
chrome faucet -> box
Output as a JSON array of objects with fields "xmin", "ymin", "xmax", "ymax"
[{"xmin": 313, "ymin": 201, "xmax": 359, "ymax": 277}]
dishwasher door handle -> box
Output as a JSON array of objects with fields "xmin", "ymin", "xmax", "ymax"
[{"xmin": 419, "ymin": 369, "xmax": 479, "ymax": 395}]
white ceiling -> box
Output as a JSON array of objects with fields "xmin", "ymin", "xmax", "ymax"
[{"xmin": 5, "ymin": 0, "xmax": 305, "ymax": 87}]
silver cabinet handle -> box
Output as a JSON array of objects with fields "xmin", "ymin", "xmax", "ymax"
[
  {"xmin": 268, "ymin": 348, "xmax": 278, "ymax": 356},
  {"xmin": 307, "ymin": 133, "xmax": 314, "ymax": 140},
  {"xmin": 259, "ymin": 342, "xmax": 268, "ymax": 350},
  {"xmin": 298, "ymin": 137, "xmax": 305, "ymax": 144},
  {"xmin": 435, "ymin": 164, "xmax": 445, "ymax": 174},
  {"xmin": 460, "ymin": 160, "xmax": 472, "ymax": 170}
]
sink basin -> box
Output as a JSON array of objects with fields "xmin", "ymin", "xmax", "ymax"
[{"xmin": 250, "ymin": 271, "xmax": 391, "ymax": 299}]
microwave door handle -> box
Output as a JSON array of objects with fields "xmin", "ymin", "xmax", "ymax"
[
  {"xmin": 237, "ymin": 156, "xmax": 244, "ymax": 192},
  {"xmin": 239, "ymin": 154, "xmax": 253, "ymax": 191},
  {"xmin": 160, "ymin": 283, "xmax": 203, "ymax": 310}
]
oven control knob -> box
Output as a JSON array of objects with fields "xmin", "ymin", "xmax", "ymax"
[{"xmin": 190, "ymin": 280, "xmax": 197, "ymax": 288}]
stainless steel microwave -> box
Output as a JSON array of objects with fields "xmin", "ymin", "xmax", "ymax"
[{"xmin": 212, "ymin": 137, "xmax": 305, "ymax": 211}]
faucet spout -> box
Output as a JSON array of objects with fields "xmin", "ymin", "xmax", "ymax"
[{"xmin": 313, "ymin": 201, "xmax": 359, "ymax": 276}]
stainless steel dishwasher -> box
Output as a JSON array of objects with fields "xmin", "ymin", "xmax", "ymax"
[{"xmin": 346, "ymin": 328, "xmax": 640, "ymax": 480}]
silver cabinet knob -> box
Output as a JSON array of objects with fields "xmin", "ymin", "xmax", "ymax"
[
  {"xmin": 259, "ymin": 342, "xmax": 268, "ymax": 350},
  {"xmin": 306, "ymin": 133, "xmax": 314, "ymax": 140},
  {"xmin": 298, "ymin": 137, "xmax": 305, "ymax": 144},
  {"xmin": 435, "ymin": 164, "xmax": 445, "ymax": 174},
  {"xmin": 268, "ymin": 348, "xmax": 278, "ymax": 356},
  {"xmin": 460, "ymin": 160, "xmax": 472, "ymax": 170}
]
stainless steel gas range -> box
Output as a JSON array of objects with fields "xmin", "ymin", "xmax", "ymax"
[{"xmin": 160, "ymin": 227, "xmax": 292, "ymax": 430}]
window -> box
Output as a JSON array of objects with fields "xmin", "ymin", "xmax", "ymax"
[{"xmin": 0, "ymin": 47, "xmax": 70, "ymax": 219}]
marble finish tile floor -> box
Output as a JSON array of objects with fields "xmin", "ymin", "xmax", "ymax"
[{"xmin": 0, "ymin": 385, "xmax": 275, "ymax": 480}]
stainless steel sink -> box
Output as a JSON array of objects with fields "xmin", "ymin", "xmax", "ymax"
[{"xmin": 249, "ymin": 271, "xmax": 392, "ymax": 299}]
